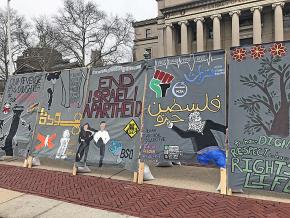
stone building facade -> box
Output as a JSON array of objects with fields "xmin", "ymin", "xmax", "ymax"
[
  {"xmin": 15, "ymin": 47, "xmax": 78, "ymax": 74},
  {"xmin": 133, "ymin": 0, "xmax": 290, "ymax": 61}
]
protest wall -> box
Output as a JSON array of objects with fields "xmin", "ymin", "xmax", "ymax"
[
  {"xmin": 0, "ymin": 43, "xmax": 289, "ymax": 195},
  {"xmin": 31, "ymin": 68, "xmax": 89, "ymax": 160},
  {"xmin": 228, "ymin": 41, "xmax": 290, "ymax": 193},
  {"xmin": 79, "ymin": 62, "xmax": 145, "ymax": 171},
  {"xmin": 0, "ymin": 73, "xmax": 45, "ymax": 157},
  {"xmin": 141, "ymin": 51, "xmax": 226, "ymax": 167}
]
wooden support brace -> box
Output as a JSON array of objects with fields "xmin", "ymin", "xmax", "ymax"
[
  {"xmin": 23, "ymin": 158, "xmax": 28, "ymax": 168},
  {"xmin": 220, "ymin": 167, "xmax": 232, "ymax": 195},
  {"xmin": 220, "ymin": 168, "xmax": 227, "ymax": 195},
  {"xmin": 27, "ymin": 156, "xmax": 33, "ymax": 169},
  {"xmin": 72, "ymin": 163, "xmax": 77, "ymax": 176},
  {"xmin": 137, "ymin": 162, "xmax": 145, "ymax": 184},
  {"xmin": 135, "ymin": 73, "xmax": 147, "ymax": 185},
  {"xmin": 133, "ymin": 172, "xmax": 138, "ymax": 183},
  {"xmin": 224, "ymin": 129, "xmax": 232, "ymax": 195}
]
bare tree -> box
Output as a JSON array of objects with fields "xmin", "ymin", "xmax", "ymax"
[
  {"xmin": 90, "ymin": 14, "xmax": 134, "ymax": 66},
  {"xmin": 0, "ymin": 8, "xmax": 31, "ymax": 80},
  {"xmin": 33, "ymin": 16, "xmax": 60, "ymax": 49},
  {"xmin": 29, "ymin": 16, "xmax": 66, "ymax": 71},
  {"xmin": 54, "ymin": 0, "xmax": 133, "ymax": 67}
]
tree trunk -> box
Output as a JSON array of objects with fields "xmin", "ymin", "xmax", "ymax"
[
  {"xmin": 270, "ymin": 103, "xmax": 289, "ymax": 137},
  {"xmin": 82, "ymin": 48, "xmax": 85, "ymax": 67},
  {"xmin": 269, "ymin": 78, "xmax": 289, "ymax": 137},
  {"xmin": 4, "ymin": 62, "xmax": 9, "ymax": 81}
]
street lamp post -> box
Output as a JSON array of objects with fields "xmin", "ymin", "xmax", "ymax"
[{"xmin": 7, "ymin": 0, "xmax": 13, "ymax": 76}]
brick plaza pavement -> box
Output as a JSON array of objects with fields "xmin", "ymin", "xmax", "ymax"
[{"xmin": 0, "ymin": 164, "xmax": 289, "ymax": 218}]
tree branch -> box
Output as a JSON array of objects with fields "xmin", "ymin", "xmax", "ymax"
[{"xmin": 245, "ymin": 80, "xmax": 276, "ymax": 114}]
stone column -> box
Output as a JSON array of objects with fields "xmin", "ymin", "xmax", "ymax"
[
  {"xmin": 187, "ymin": 25, "xmax": 193, "ymax": 54},
  {"xmin": 194, "ymin": 17, "xmax": 205, "ymax": 52},
  {"xmin": 211, "ymin": 14, "xmax": 222, "ymax": 50},
  {"xmin": 165, "ymin": 23, "xmax": 174, "ymax": 56},
  {"xmin": 157, "ymin": 26, "xmax": 165, "ymax": 57},
  {"xmin": 178, "ymin": 21, "xmax": 189, "ymax": 54},
  {"xmin": 229, "ymin": 10, "xmax": 241, "ymax": 47},
  {"xmin": 272, "ymin": 2, "xmax": 285, "ymax": 41},
  {"xmin": 251, "ymin": 6, "xmax": 263, "ymax": 44}
]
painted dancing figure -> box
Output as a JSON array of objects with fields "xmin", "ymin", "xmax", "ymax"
[
  {"xmin": 93, "ymin": 121, "xmax": 110, "ymax": 167},
  {"xmin": 56, "ymin": 130, "xmax": 70, "ymax": 159},
  {"xmin": 75, "ymin": 123, "xmax": 96, "ymax": 164},
  {"xmin": 167, "ymin": 112, "xmax": 227, "ymax": 169}
]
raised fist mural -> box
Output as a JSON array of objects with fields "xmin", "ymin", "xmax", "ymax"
[{"xmin": 149, "ymin": 70, "xmax": 174, "ymax": 98}]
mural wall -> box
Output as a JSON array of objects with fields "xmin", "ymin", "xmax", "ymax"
[
  {"xmin": 0, "ymin": 73, "xmax": 45, "ymax": 157},
  {"xmin": 31, "ymin": 68, "xmax": 89, "ymax": 160},
  {"xmin": 79, "ymin": 63, "xmax": 145, "ymax": 170},
  {"xmin": 228, "ymin": 41, "xmax": 290, "ymax": 193},
  {"xmin": 141, "ymin": 51, "xmax": 226, "ymax": 168},
  {"xmin": 1, "ymin": 43, "xmax": 288, "ymax": 194}
]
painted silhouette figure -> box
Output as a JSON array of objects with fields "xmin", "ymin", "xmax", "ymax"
[
  {"xmin": 46, "ymin": 72, "xmax": 60, "ymax": 110},
  {"xmin": 0, "ymin": 120, "xmax": 4, "ymax": 134},
  {"xmin": 46, "ymin": 71, "xmax": 69, "ymax": 108},
  {"xmin": 93, "ymin": 121, "xmax": 110, "ymax": 167},
  {"xmin": 75, "ymin": 123, "xmax": 96, "ymax": 164},
  {"xmin": 56, "ymin": 130, "xmax": 70, "ymax": 159},
  {"xmin": 0, "ymin": 134, "xmax": 6, "ymax": 142},
  {"xmin": 47, "ymin": 88, "xmax": 53, "ymax": 110},
  {"xmin": 167, "ymin": 112, "xmax": 227, "ymax": 168},
  {"xmin": 44, "ymin": 135, "xmax": 49, "ymax": 147},
  {"xmin": 2, "ymin": 106, "xmax": 24, "ymax": 156},
  {"xmin": 46, "ymin": 70, "xmax": 87, "ymax": 109}
]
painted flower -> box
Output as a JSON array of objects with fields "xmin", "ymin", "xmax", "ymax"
[
  {"xmin": 250, "ymin": 45, "xmax": 266, "ymax": 60},
  {"xmin": 269, "ymin": 43, "xmax": 287, "ymax": 57},
  {"xmin": 232, "ymin": 48, "xmax": 247, "ymax": 62}
]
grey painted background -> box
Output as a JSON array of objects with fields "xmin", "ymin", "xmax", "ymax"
[
  {"xmin": 228, "ymin": 41, "xmax": 290, "ymax": 193},
  {"xmin": 81, "ymin": 62, "xmax": 145, "ymax": 171},
  {"xmin": 31, "ymin": 68, "xmax": 89, "ymax": 159},
  {"xmin": 141, "ymin": 51, "xmax": 226, "ymax": 164},
  {"xmin": 0, "ymin": 73, "xmax": 45, "ymax": 157}
]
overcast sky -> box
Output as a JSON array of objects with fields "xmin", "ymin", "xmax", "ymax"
[{"xmin": 0, "ymin": 0, "xmax": 157, "ymax": 21}]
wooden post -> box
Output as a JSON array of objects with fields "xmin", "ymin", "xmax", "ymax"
[
  {"xmin": 27, "ymin": 156, "xmax": 33, "ymax": 168},
  {"xmin": 224, "ymin": 151, "xmax": 232, "ymax": 197},
  {"xmin": 23, "ymin": 158, "xmax": 28, "ymax": 168},
  {"xmin": 227, "ymin": 188, "xmax": 232, "ymax": 195},
  {"xmin": 133, "ymin": 172, "xmax": 138, "ymax": 183},
  {"xmin": 225, "ymin": 150, "xmax": 233, "ymax": 196},
  {"xmin": 72, "ymin": 68, "xmax": 90, "ymax": 177},
  {"xmin": 136, "ymin": 69, "xmax": 148, "ymax": 184},
  {"xmin": 224, "ymin": 53, "xmax": 230, "ymax": 195},
  {"xmin": 72, "ymin": 163, "xmax": 77, "ymax": 176},
  {"xmin": 220, "ymin": 168, "xmax": 227, "ymax": 195},
  {"xmin": 137, "ymin": 162, "xmax": 145, "ymax": 184},
  {"xmin": 25, "ymin": 98, "xmax": 42, "ymax": 169}
]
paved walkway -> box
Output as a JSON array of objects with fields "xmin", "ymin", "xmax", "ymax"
[
  {"xmin": 0, "ymin": 188, "xmax": 134, "ymax": 218},
  {"xmin": 0, "ymin": 164, "xmax": 289, "ymax": 218}
]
